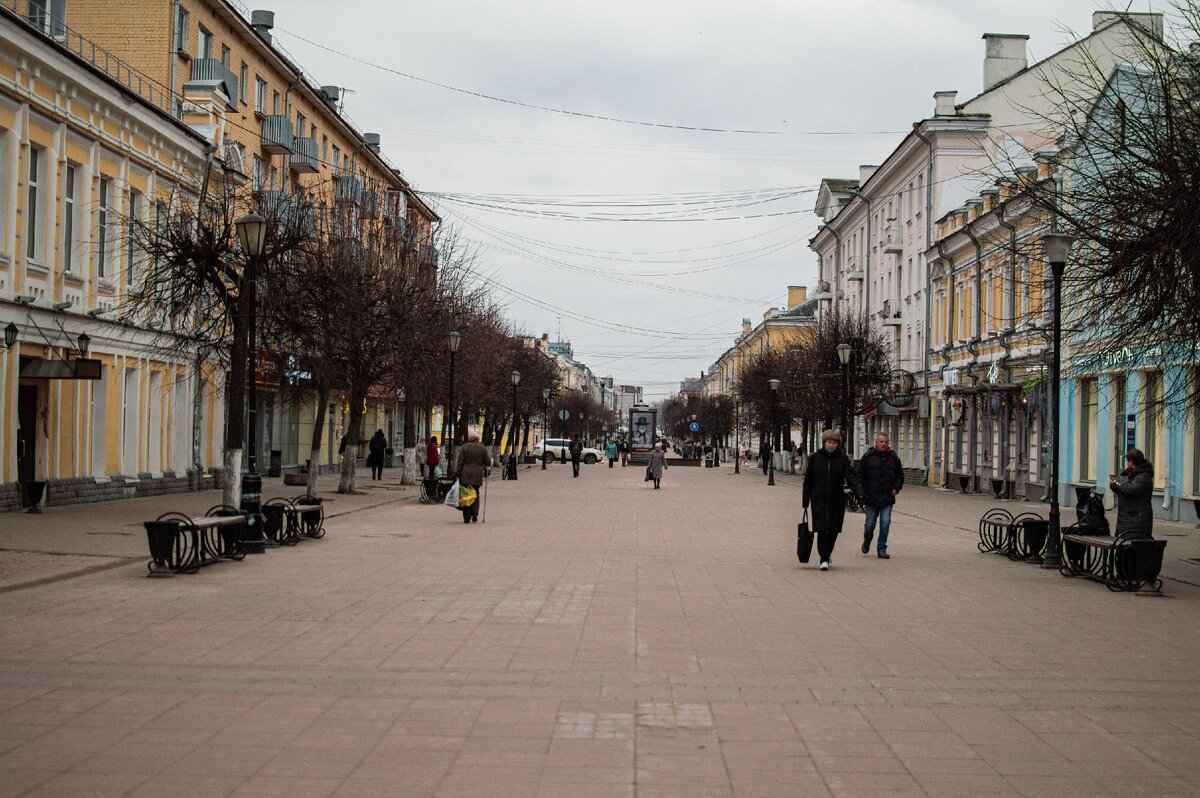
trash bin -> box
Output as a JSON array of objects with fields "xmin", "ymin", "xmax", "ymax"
[
  {"xmin": 268, "ymin": 450, "xmax": 282, "ymax": 477},
  {"xmin": 23, "ymin": 480, "xmax": 46, "ymax": 513},
  {"xmin": 385, "ymin": 447, "xmax": 395, "ymax": 468}
]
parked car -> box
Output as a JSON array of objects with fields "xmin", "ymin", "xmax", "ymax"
[{"xmin": 533, "ymin": 438, "xmax": 601, "ymax": 464}]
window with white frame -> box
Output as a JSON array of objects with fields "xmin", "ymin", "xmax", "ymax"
[
  {"xmin": 174, "ymin": 6, "xmax": 189, "ymax": 51},
  {"xmin": 252, "ymin": 156, "xmax": 263, "ymax": 191},
  {"xmin": 1079, "ymin": 378, "xmax": 1098, "ymax": 481},
  {"xmin": 63, "ymin": 163, "xmax": 79, "ymax": 272},
  {"xmin": 255, "ymin": 76, "xmax": 266, "ymax": 113},
  {"xmin": 25, "ymin": 146, "xmax": 41, "ymax": 262},
  {"xmin": 127, "ymin": 189, "xmax": 141, "ymax": 283},
  {"xmin": 197, "ymin": 26, "xmax": 212, "ymax": 59},
  {"xmin": 239, "ymin": 63, "xmax": 248, "ymax": 104},
  {"xmin": 220, "ymin": 45, "xmax": 231, "ymax": 68},
  {"xmin": 97, "ymin": 177, "xmax": 111, "ymax": 279},
  {"xmin": 0, "ymin": 131, "xmax": 8, "ymax": 255}
]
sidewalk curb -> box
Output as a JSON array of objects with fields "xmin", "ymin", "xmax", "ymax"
[{"xmin": 0, "ymin": 555, "xmax": 143, "ymax": 595}]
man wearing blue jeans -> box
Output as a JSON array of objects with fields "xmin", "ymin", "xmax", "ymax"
[{"xmin": 859, "ymin": 433, "xmax": 904, "ymax": 558}]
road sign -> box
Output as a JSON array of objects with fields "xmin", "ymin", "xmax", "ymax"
[
  {"xmin": 558, "ymin": 409, "xmax": 570, "ymax": 421},
  {"xmin": 688, "ymin": 422, "xmax": 699, "ymax": 432}
]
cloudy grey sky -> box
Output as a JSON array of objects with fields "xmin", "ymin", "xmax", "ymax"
[{"xmin": 269, "ymin": 0, "xmax": 1168, "ymax": 401}]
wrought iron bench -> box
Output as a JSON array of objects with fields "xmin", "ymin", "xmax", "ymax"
[
  {"xmin": 292, "ymin": 495, "xmax": 325, "ymax": 538},
  {"xmin": 1060, "ymin": 531, "xmax": 1167, "ymax": 592},
  {"xmin": 978, "ymin": 508, "xmax": 1048, "ymax": 561},
  {"xmin": 144, "ymin": 504, "xmax": 247, "ymax": 576}
]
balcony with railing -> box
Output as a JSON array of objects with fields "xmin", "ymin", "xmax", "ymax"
[
  {"xmin": 290, "ymin": 136, "xmax": 319, "ymax": 173},
  {"xmin": 261, "ymin": 115, "xmax": 293, "ymax": 155},
  {"xmin": 360, "ymin": 189, "xmax": 379, "ymax": 219},
  {"xmin": 420, "ymin": 246, "xmax": 440, "ymax": 267},
  {"xmin": 335, "ymin": 175, "xmax": 363, "ymax": 205},
  {"xmin": 258, "ymin": 190, "xmax": 293, "ymax": 220},
  {"xmin": 189, "ymin": 58, "xmax": 238, "ymax": 109},
  {"xmin": 883, "ymin": 223, "xmax": 903, "ymax": 254}
]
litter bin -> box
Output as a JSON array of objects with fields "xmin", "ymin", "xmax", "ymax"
[
  {"xmin": 385, "ymin": 447, "xmax": 395, "ymax": 468},
  {"xmin": 268, "ymin": 450, "xmax": 282, "ymax": 477}
]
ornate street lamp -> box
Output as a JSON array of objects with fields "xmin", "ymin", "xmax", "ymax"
[
  {"xmin": 75, "ymin": 332, "xmax": 90, "ymax": 357},
  {"xmin": 1041, "ymin": 232, "xmax": 1074, "ymax": 570},
  {"xmin": 446, "ymin": 330, "xmax": 461, "ymax": 471},
  {"xmin": 508, "ymin": 370, "xmax": 521, "ymax": 481},
  {"xmin": 732, "ymin": 391, "xmax": 741, "ymax": 475},
  {"xmin": 541, "ymin": 388, "xmax": 550, "ymax": 470},
  {"xmin": 235, "ymin": 211, "xmax": 268, "ymax": 552},
  {"xmin": 768, "ymin": 378, "xmax": 781, "ymax": 486},
  {"xmin": 837, "ymin": 342, "xmax": 852, "ymax": 448},
  {"xmin": 4, "ymin": 322, "xmax": 17, "ymax": 349}
]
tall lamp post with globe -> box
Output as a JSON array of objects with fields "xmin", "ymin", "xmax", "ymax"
[
  {"xmin": 1041, "ymin": 232, "xmax": 1074, "ymax": 570},
  {"xmin": 733, "ymin": 391, "xmax": 741, "ymax": 475},
  {"xmin": 235, "ymin": 212, "xmax": 268, "ymax": 553},
  {"xmin": 508, "ymin": 370, "xmax": 521, "ymax": 481},
  {"xmin": 768, "ymin": 378, "xmax": 780, "ymax": 486},
  {"xmin": 541, "ymin": 388, "xmax": 550, "ymax": 470}
]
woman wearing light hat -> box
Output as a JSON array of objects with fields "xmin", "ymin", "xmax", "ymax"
[{"xmin": 802, "ymin": 429, "xmax": 863, "ymax": 570}]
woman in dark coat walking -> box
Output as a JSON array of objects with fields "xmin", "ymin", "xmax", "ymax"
[
  {"xmin": 367, "ymin": 430, "xmax": 387, "ymax": 480},
  {"xmin": 802, "ymin": 429, "xmax": 863, "ymax": 570},
  {"xmin": 1109, "ymin": 448, "xmax": 1155, "ymax": 538},
  {"xmin": 647, "ymin": 442, "xmax": 668, "ymax": 489}
]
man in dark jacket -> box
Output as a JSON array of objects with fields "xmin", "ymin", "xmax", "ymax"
[
  {"xmin": 1109, "ymin": 448, "xmax": 1154, "ymax": 538},
  {"xmin": 569, "ymin": 434, "xmax": 584, "ymax": 478},
  {"xmin": 860, "ymin": 433, "xmax": 905, "ymax": 558},
  {"xmin": 802, "ymin": 429, "xmax": 863, "ymax": 570},
  {"xmin": 759, "ymin": 439, "xmax": 772, "ymax": 475},
  {"xmin": 454, "ymin": 432, "xmax": 492, "ymax": 523}
]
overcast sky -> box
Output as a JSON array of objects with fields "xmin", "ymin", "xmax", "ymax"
[{"xmin": 269, "ymin": 0, "xmax": 1169, "ymax": 401}]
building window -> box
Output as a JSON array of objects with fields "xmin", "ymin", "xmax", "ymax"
[
  {"xmin": 220, "ymin": 45, "xmax": 231, "ymax": 68},
  {"xmin": 239, "ymin": 63, "xmax": 248, "ymax": 104},
  {"xmin": 321, "ymin": 135, "xmax": 328, "ymax": 166},
  {"xmin": 63, "ymin": 163, "xmax": 78, "ymax": 272},
  {"xmin": 197, "ymin": 26, "xmax": 212, "ymax": 59},
  {"xmin": 331, "ymin": 145, "xmax": 340, "ymax": 174},
  {"xmin": 1192, "ymin": 367, "xmax": 1200, "ymax": 495},
  {"xmin": 296, "ymin": 113, "xmax": 305, "ymax": 138},
  {"xmin": 252, "ymin": 155, "xmax": 263, "ymax": 191},
  {"xmin": 1079, "ymin": 378, "xmax": 1097, "ymax": 481},
  {"xmin": 174, "ymin": 6, "xmax": 188, "ymax": 51},
  {"xmin": 26, "ymin": 0, "xmax": 65, "ymax": 37},
  {"xmin": 271, "ymin": 91, "xmax": 279, "ymax": 115},
  {"xmin": 1114, "ymin": 99, "xmax": 1127, "ymax": 148},
  {"xmin": 25, "ymin": 146, "xmax": 40, "ymax": 262},
  {"xmin": 97, "ymin": 177, "xmax": 112, "ymax": 278},
  {"xmin": 1143, "ymin": 370, "xmax": 1165, "ymax": 487},
  {"xmin": 255, "ymin": 76, "xmax": 266, "ymax": 114},
  {"xmin": 127, "ymin": 189, "xmax": 142, "ymax": 282}
]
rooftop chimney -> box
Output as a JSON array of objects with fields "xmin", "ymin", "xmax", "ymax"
[
  {"xmin": 982, "ymin": 33, "xmax": 1029, "ymax": 91},
  {"xmin": 363, "ymin": 133, "xmax": 381, "ymax": 154},
  {"xmin": 858, "ymin": 164, "xmax": 878, "ymax": 185},
  {"xmin": 934, "ymin": 90, "xmax": 957, "ymax": 116},
  {"xmin": 1093, "ymin": 11, "xmax": 1164, "ymax": 41},
  {"xmin": 250, "ymin": 10, "xmax": 275, "ymax": 44},
  {"xmin": 787, "ymin": 286, "xmax": 807, "ymax": 308},
  {"xmin": 742, "ymin": 318, "xmax": 752, "ymax": 335}
]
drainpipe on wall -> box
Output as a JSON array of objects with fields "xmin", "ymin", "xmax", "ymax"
[
  {"xmin": 996, "ymin": 204, "xmax": 1018, "ymax": 496},
  {"xmin": 854, "ymin": 191, "xmax": 873, "ymax": 317},
  {"xmin": 936, "ymin": 241, "xmax": 953, "ymax": 488},
  {"xmin": 964, "ymin": 221, "xmax": 985, "ymax": 493},
  {"xmin": 912, "ymin": 124, "xmax": 935, "ymax": 472},
  {"xmin": 169, "ymin": 1, "xmax": 180, "ymax": 118},
  {"xmin": 830, "ymin": 226, "xmax": 843, "ymax": 311}
]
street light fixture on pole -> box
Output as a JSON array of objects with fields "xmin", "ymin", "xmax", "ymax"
[
  {"xmin": 768, "ymin": 378, "xmax": 781, "ymax": 486},
  {"xmin": 541, "ymin": 388, "xmax": 550, "ymax": 470},
  {"xmin": 447, "ymin": 331, "xmax": 461, "ymax": 473},
  {"xmin": 508, "ymin": 370, "xmax": 521, "ymax": 481},
  {"xmin": 836, "ymin": 343, "xmax": 852, "ymax": 448},
  {"xmin": 1041, "ymin": 232, "xmax": 1074, "ymax": 570},
  {"xmin": 602, "ymin": 423, "xmax": 608, "ymax": 447},
  {"xmin": 733, "ymin": 391, "xmax": 741, "ymax": 475},
  {"xmin": 235, "ymin": 212, "xmax": 268, "ymax": 553}
]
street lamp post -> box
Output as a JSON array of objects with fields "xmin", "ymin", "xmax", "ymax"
[
  {"xmin": 768, "ymin": 379, "xmax": 780, "ymax": 486},
  {"xmin": 733, "ymin": 391, "xmax": 741, "ymax": 475},
  {"xmin": 447, "ymin": 331, "xmax": 461, "ymax": 473},
  {"xmin": 1041, "ymin": 233, "xmax": 1074, "ymax": 570},
  {"xmin": 542, "ymin": 388, "xmax": 550, "ymax": 470},
  {"xmin": 837, "ymin": 343, "xmax": 852, "ymax": 448},
  {"xmin": 602, "ymin": 423, "xmax": 608, "ymax": 447},
  {"xmin": 508, "ymin": 370, "xmax": 521, "ymax": 481},
  {"xmin": 235, "ymin": 212, "xmax": 268, "ymax": 553}
]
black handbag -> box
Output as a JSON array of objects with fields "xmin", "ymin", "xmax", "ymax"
[
  {"xmin": 797, "ymin": 509, "xmax": 813, "ymax": 564},
  {"xmin": 645, "ymin": 466, "xmax": 653, "ymax": 482}
]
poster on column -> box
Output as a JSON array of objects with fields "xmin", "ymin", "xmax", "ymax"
[{"xmin": 629, "ymin": 408, "xmax": 657, "ymax": 461}]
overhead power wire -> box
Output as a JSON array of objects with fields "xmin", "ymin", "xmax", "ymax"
[{"xmin": 274, "ymin": 26, "xmax": 911, "ymax": 137}]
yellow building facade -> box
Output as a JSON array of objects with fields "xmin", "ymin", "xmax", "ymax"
[
  {"xmin": 927, "ymin": 161, "xmax": 1052, "ymax": 497},
  {"xmin": 1, "ymin": 7, "xmax": 225, "ymax": 510}
]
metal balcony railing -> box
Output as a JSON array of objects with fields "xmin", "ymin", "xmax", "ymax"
[
  {"xmin": 261, "ymin": 115, "xmax": 293, "ymax": 154},
  {"xmin": 335, "ymin": 175, "xmax": 363, "ymax": 205},
  {"xmin": 258, "ymin": 190, "xmax": 292, "ymax": 220},
  {"xmin": 189, "ymin": 58, "xmax": 238, "ymax": 108},
  {"xmin": 290, "ymin": 136, "xmax": 319, "ymax": 173},
  {"xmin": 360, "ymin": 189, "xmax": 379, "ymax": 219}
]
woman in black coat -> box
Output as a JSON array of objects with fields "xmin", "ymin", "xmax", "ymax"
[
  {"xmin": 1109, "ymin": 448, "xmax": 1154, "ymax": 538},
  {"xmin": 802, "ymin": 429, "xmax": 863, "ymax": 570},
  {"xmin": 367, "ymin": 430, "xmax": 387, "ymax": 480}
]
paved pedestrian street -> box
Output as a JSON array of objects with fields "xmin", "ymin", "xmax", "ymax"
[{"xmin": 2, "ymin": 462, "xmax": 1200, "ymax": 797}]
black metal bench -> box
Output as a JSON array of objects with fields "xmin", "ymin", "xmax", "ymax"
[
  {"xmin": 292, "ymin": 495, "xmax": 325, "ymax": 538},
  {"xmin": 261, "ymin": 495, "xmax": 327, "ymax": 544},
  {"xmin": 144, "ymin": 504, "xmax": 247, "ymax": 576},
  {"xmin": 1060, "ymin": 531, "xmax": 1167, "ymax": 592},
  {"xmin": 978, "ymin": 508, "xmax": 1048, "ymax": 561}
]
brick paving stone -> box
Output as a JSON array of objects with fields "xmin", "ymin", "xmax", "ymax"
[{"xmin": 0, "ymin": 462, "xmax": 1198, "ymax": 795}]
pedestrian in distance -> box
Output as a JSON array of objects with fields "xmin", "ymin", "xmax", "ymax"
[
  {"xmin": 569, "ymin": 433, "xmax": 584, "ymax": 478},
  {"xmin": 426, "ymin": 435, "xmax": 441, "ymax": 479},
  {"xmin": 802, "ymin": 429, "xmax": 863, "ymax": 571},
  {"xmin": 648, "ymin": 441, "xmax": 668, "ymax": 489},
  {"xmin": 859, "ymin": 432, "xmax": 904, "ymax": 558},
  {"xmin": 606, "ymin": 440, "xmax": 619, "ymax": 468},
  {"xmin": 1109, "ymin": 448, "xmax": 1155, "ymax": 539},
  {"xmin": 454, "ymin": 431, "xmax": 492, "ymax": 524},
  {"xmin": 759, "ymin": 438, "xmax": 772, "ymax": 475},
  {"xmin": 367, "ymin": 429, "xmax": 387, "ymax": 480},
  {"xmin": 415, "ymin": 437, "xmax": 427, "ymax": 479},
  {"xmin": 620, "ymin": 439, "xmax": 629, "ymax": 467}
]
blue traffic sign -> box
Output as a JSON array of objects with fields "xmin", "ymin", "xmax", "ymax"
[{"xmin": 688, "ymin": 422, "xmax": 699, "ymax": 432}]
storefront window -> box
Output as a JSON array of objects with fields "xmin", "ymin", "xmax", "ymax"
[{"xmin": 1079, "ymin": 379, "xmax": 1097, "ymax": 481}]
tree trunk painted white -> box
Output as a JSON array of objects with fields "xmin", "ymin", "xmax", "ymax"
[
  {"xmin": 223, "ymin": 447, "xmax": 242, "ymax": 508},
  {"xmin": 306, "ymin": 446, "xmax": 321, "ymax": 497},
  {"xmin": 402, "ymin": 446, "xmax": 417, "ymax": 485},
  {"xmin": 338, "ymin": 442, "xmax": 358, "ymax": 493}
]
